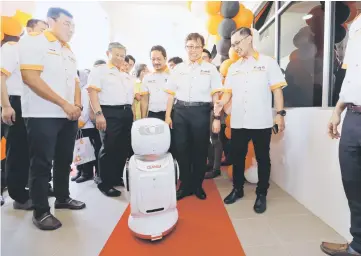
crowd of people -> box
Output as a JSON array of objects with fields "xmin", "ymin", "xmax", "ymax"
[{"xmin": 1, "ymin": 6, "xmax": 361, "ymax": 256}]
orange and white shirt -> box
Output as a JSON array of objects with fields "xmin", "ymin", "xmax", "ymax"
[
  {"xmin": 140, "ymin": 68, "xmax": 170, "ymax": 112},
  {"xmin": 87, "ymin": 63, "xmax": 134, "ymax": 106},
  {"xmin": 224, "ymin": 52, "xmax": 287, "ymax": 129},
  {"xmin": 339, "ymin": 14, "xmax": 361, "ymax": 105},
  {"xmin": 19, "ymin": 31, "xmax": 79, "ymax": 118},
  {"xmin": 1, "ymin": 41, "xmax": 23, "ymax": 96},
  {"xmin": 164, "ymin": 60, "xmax": 223, "ymax": 102}
]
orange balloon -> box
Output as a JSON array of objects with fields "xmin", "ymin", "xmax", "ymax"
[
  {"xmin": 225, "ymin": 115, "xmax": 231, "ymax": 127},
  {"xmin": 206, "ymin": 14, "xmax": 223, "ymax": 35},
  {"xmin": 13, "ymin": 10, "xmax": 32, "ymax": 27},
  {"xmin": 1, "ymin": 137, "xmax": 6, "ymax": 161},
  {"xmin": 233, "ymin": 8, "xmax": 254, "ymax": 28},
  {"xmin": 289, "ymin": 50, "xmax": 299, "ymax": 61},
  {"xmin": 219, "ymin": 59, "xmax": 234, "ymax": 77},
  {"xmin": 229, "ymin": 47, "xmax": 239, "ymax": 62},
  {"xmin": 1, "ymin": 16, "xmax": 23, "ymax": 37},
  {"xmin": 1, "ymin": 32, "xmax": 4, "ymax": 41},
  {"xmin": 205, "ymin": 1, "xmax": 221, "ymax": 15}
]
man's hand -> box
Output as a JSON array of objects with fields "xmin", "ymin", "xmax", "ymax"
[
  {"xmin": 62, "ymin": 102, "xmax": 81, "ymax": 121},
  {"xmin": 214, "ymin": 100, "xmax": 223, "ymax": 116},
  {"xmin": 328, "ymin": 112, "xmax": 341, "ymax": 139},
  {"xmin": 212, "ymin": 119, "xmax": 221, "ymax": 133},
  {"xmin": 1, "ymin": 106, "xmax": 16, "ymax": 125},
  {"xmin": 96, "ymin": 114, "xmax": 106, "ymax": 131},
  {"xmin": 165, "ymin": 116, "xmax": 173, "ymax": 129},
  {"xmin": 274, "ymin": 115, "xmax": 285, "ymax": 133}
]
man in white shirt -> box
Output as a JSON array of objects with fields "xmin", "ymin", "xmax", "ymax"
[
  {"xmin": 87, "ymin": 42, "xmax": 134, "ymax": 197},
  {"xmin": 214, "ymin": 27, "xmax": 286, "ymax": 214},
  {"xmin": 321, "ymin": 14, "xmax": 361, "ymax": 256},
  {"xmin": 140, "ymin": 45, "xmax": 170, "ymax": 121},
  {"xmin": 19, "ymin": 7, "xmax": 85, "ymax": 231}
]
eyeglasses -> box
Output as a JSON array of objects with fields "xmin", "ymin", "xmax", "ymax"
[
  {"xmin": 231, "ymin": 35, "xmax": 250, "ymax": 48},
  {"xmin": 185, "ymin": 45, "xmax": 203, "ymax": 51}
]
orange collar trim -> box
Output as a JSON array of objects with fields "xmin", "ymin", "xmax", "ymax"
[{"xmin": 44, "ymin": 30, "xmax": 71, "ymax": 49}]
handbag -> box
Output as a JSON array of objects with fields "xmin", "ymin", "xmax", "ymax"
[{"xmin": 73, "ymin": 130, "xmax": 96, "ymax": 166}]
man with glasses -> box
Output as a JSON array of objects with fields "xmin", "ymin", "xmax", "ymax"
[
  {"xmin": 87, "ymin": 42, "xmax": 134, "ymax": 197},
  {"xmin": 164, "ymin": 33, "xmax": 223, "ymax": 201},
  {"xmin": 213, "ymin": 27, "xmax": 286, "ymax": 214},
  {"xmin": 19, "ymin": 7, "xmax": 85, "ymax": 230}
]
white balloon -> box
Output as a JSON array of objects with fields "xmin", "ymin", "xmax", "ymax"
[{"xmin": 245, "ymin": 159, "xmax": 258, "ymax": 184}]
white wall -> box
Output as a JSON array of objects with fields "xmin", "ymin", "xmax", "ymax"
[{"xmin": 270, "ymin": 107, "xmax": 351, "ymax": 241}]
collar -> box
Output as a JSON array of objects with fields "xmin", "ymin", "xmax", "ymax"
[
  {"xmin": 107, "ymin": 62, "xmax": 120, "ymax": 71},
  {"xmin": 240, "ymin": 51, "xmax": 259, "ymax": 61},
  {"xmin": 153, "ymin": 66, "xmax": 170, "ymax": 74},
  {"xmin": 188, "ymin": 58, "xmax": 203, "ymax": 66},
  {"xmin": 44, "ymin": 30, "xmax": 71, "ymax": 49}
]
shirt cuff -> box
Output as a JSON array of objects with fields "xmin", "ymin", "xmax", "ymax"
[
  {"xmin": 342, "ymin": 63, "xmax": 347, "ymax": 69},
  {"xmin": 1, "ymin": 68, "xmax": 11, "ymax": 76},
  {"xmin": 223, "ymin": 88, "xmax": 232, "ymax": 93},
  {"xmin": 270, "ymin": 82, "xmax": 287, "ymax": 91},
  {"xmin": 211, "ymin": 88, "xmax": 223, "ymax": 95},
  {"xmin": 164, "ymin": 89, "xmax": 175, "ymax": 96},
  {"xmin": 139, "ymin": 91, "xmax": 149, "ymax": 96},
  {"xmin": 87, "ymin": 85, "xmax": 101, "ymax": 92},
  {"xmin": 20, "ymin": 64, "xmax": 44, "ymax": 71}
]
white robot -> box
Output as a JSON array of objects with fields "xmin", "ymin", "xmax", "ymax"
[{"xmin": 123, "ymin": 118, "xmax": 179, "ymax": 241}]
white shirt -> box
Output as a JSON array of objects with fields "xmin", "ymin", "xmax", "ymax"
[
  {"xmin": 224, "ymin": 52, "xmax": 287, "ymax": 129},
  {"xmin": 87, "ymin": 63, "xmax": 134, "ymax": 106},
  {"xmin": 78, "ymin": 71, "xmax": 94, "ymax": 129},
  {"xmin": 1, "ymin": 42, "xmax": 23, "ymax": 96},
  {"xmin": 19, "ymin": 31, "xmax": 79, "ymax": 118},
  {"xmin": 164, "ymin": 60, "xmax": 223, "ymax": 102},
  {"xmin": 140, "ymin": 69, "xmax": 170, "ymax": 112},
  {"xmin": 339, "ymin": 15, "xmax": 361, "ymax": 105}
]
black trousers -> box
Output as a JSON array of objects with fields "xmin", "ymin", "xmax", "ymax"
[
  {"xmin": 339, "ymin": 110, "xmax": 361, "ymax": 253},
  {"xmin": 77, "ymin": 128, "xmax": 101, "ymax": 177},
  {"xmin": 3, "ymin": 96, "xmax": 30, "ymax": 203},
  {"xmin": 25, "ymin": 118, "xmax": 77, "ymax": 216},
  {"xmin": 231, "ymin": 128, "xmax": 272, "ymax": 195},
  {"xmin": 148, "ymin": 111, "xmax": 166, "ymax": 121},
  {"xmin": 98, "ymin": 105, "xmax": 133, "ymax": 189},
  {"xmin": 173, "ymin": 104, "xmax": 210, "ymax": 190}
]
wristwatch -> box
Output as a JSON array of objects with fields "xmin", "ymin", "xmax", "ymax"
[
  {"xmin": 214, "ymin": 115, "xmax": 221, "ymax": 120},
  {"xmin": 95, "ymin": 111, "xmax": 103, "ymax": 116},
  {"xmin": 277, "ymin": 110, "xmax": 286, "ymax": 116},
  {"xmin": 75, "ymin": 104, "xmax": 83, "ymax": 111}
]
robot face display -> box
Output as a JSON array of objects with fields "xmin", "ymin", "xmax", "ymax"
[{"xmin": 139, "ymin": 124, "xmax": 165, "ymax": 136}]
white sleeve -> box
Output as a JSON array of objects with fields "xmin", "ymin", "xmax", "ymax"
[
  {"xmin": 267, "ymin": 57, "xmax": 287, "ymax": 91},
  {"xmin": 19, "ymin": 35, "xmax": 46, "ymax": 71},
  {"xmin": 0, "ymin": 43, "xmax": 18, "ymax": 76},
  {"xmin": 86, "ymin": 66, "xmax": 102, "ymax": 92}
]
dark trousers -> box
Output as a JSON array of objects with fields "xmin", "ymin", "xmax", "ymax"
[
  {"xmin": 77, "ymin": 128, "xmax": 101, "ymax": 177},
  {"xmin": 220, "ymin": 124, "xmax": 231, "ymax": 162},
  {"xmin": 98, "ymin": 105, "xmax": 133, "ymax": 189},
  {"xmin": 3, "ymin": 96, "xmax": 30, "ymax": 203},
  {"xmin": 339, "ymin": 110, "xmax": 361, "ymax": 253},
  {"xmin": 25, "ymin": 118, "xmax": 77, "ymax": 216},
  {"xmin": 231, "ymin": 128, "xmax": 272, "ymax": 195},
  {"xmin": 173, "ymin": 104, "xmax": 210, "ymax": 190},
  {"xmin": 148, "ymin": 111, "xmax": 166, "ymax": 121}
]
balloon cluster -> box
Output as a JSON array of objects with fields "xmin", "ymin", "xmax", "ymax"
[{"xmin": 1, "ymin": 10, "xmax": 32, "ymax": 41}]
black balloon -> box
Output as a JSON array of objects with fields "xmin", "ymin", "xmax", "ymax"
[
  {"xmin": 218, "ymin": 19, "xmax": 237, "ymax": 39},
  {"xmin": 334, "ymin": 24, "xmax": 346, "ymax": 44},
  {"xmin": 221, "ymin": 55, "xmax": 229, "ymax": 63},
  {"xmin": 217, "ymin": 38, "xmax": 231, "ymax": 56},
  {"xmin": 221, "ymin": 1, "xmax": 240, "ymax": 19}
]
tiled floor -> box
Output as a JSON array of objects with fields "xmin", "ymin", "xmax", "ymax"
[{"xmin": 1, "ymin": 172, "xmax": 346, "ymax": 256}]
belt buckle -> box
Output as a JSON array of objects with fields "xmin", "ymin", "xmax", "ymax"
[{"xmin": 184, "ymin": 101, "xmax": 190, "ymax": 107}]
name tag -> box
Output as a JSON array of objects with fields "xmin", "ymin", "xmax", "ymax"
[
  {"xmin": 231, "ymin": 70, "xmax": 242, "ymax": 76},
  {"xmin": 148, "ymin": 80, "xmax": 156, "ymax": 83},
  {"xmin": 68, "ymin": 56, "xmax": 76, "ymax": 63},
  {"xmin": 47, "ymin": 51, "xmax": 60, "ymax": 56},
  {"xmin": 200, "ymin": 69, "xmax": 211, "ymax": 75},
  {"xmin": 253, "ymin": 66, "xmax": 266, "ymax": 72}
]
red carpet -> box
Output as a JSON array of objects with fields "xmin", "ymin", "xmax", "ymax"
[{"xmin": 99, "ymin": 180, "xmax": 245, "ymax": 256}]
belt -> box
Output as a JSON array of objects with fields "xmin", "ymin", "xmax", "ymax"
[
  {"xmin": 101, "ymin": 104, "xmax": 132, "ymax": 110},
  {"xmin": 176, "ymin": 100, "xmax": 210, "ymax": 107},
  {"xmin": 347, "ymin": 104, "xmax": 361, "ymax": 113}
]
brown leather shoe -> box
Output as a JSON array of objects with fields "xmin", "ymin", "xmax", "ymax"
[{"xmin": 320, "ymin": 242, "xmax": 361, "ymax": 255}]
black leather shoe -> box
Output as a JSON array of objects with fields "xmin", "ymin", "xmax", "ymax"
[
  {"xmin": 224, "ymin": 188, "xmax": 244, "ymax": 204},
  {"xmin": 75, "ymin": 176, "xmax": 93, "ymax": 183},
  {"xmin": 55, "ymin": 198, "xmax": 86, "ymax": 210},
  {"xmin": 176, "ymin": 189, "xmax": 193, "ymax": 201},
  {"xmin": 254, "ymin": 195, "xmax": 267, "ymax": 214},
  {"xmin": 71, "ymin": 171, "xmax": 81, "ymax": 181},
  {"xmin": 33, "ymin": 212, "xmax": 62, "ymax": 231},
  {"xmin": 195, "ymin": 187, "xmax": 207, "ymax": 200},
  {"xmin": 99, "ymin": 187, "xmax": 121, "ymax": 197},
  {"xmin": 204, "ymin": 170, "xmax": 221, "ymax": 179},
  {"xmin": 114, "ymin": 179, "xmax": 124, "ymax": 187}
]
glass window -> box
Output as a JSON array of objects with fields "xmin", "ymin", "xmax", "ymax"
[
  {"xmin": 254, "ymin": 2, "xmax": 275, "ymax": 30},
  {"xmin": 257, "ymin": 22, "xmax": 276, "ymax": 58},
  {"xmin": 280, "ymin": 1, "xmax": 324, "ymax": 107}
]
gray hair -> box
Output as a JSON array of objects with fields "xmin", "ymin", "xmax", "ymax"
[
  {"xmin": 108, "ymin": 42, "xmax": 126, "ymax": 52},
  {"xmin": 135, "ymin": 64, "xmax": 147, "ymax": 78}
]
